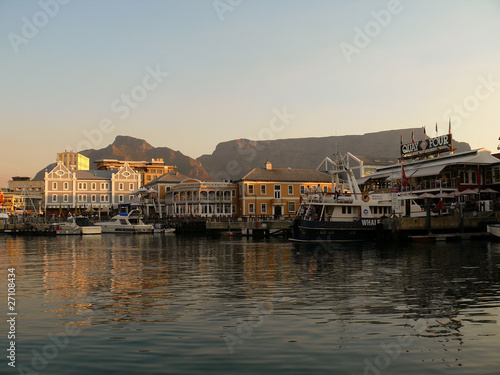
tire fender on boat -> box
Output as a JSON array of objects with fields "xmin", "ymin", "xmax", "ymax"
[{"xmin": 362, "ymin": 194, "xmax": 370, "ymax": 202}]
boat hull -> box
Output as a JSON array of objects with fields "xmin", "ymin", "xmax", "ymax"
[
  {"xmin": 98, "ymin": 225, "xmax": 154, "ymax": 234},
  {"xmin": 290, "ymin": 219, "xmax": 380, "ymax": 242},
  {"xmin": 487, "ymin": 224, "xmax": 500, "ymax": 239},
  {"xmin": 81, "ymin": 226, "xmax": 102, "ymax": 235}
]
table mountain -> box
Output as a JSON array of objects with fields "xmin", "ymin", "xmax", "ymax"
[{"xmin": 197, "ymin": 128, "xmax": 470, "ymax": 181}]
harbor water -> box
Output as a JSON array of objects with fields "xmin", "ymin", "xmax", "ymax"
[{"xmin": 1, "ymin": 235, "xmax": 500, "ymax": 374}]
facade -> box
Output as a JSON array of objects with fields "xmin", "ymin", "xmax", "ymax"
[
  {"xmin": 5, "ymin": 177, "xmax": 44, "ymax": 213},
  {"xmin": 143, "ymin": 171, "xmax": 190, "ymax": 217},
  {"xmin": 165, "ymin": 178, "xmax": 238, "ymax": 217},
  {"xmin": 44, "ymin": 162, "xmax": 141, "ymax": 213},
  {"xmin": 238, "ymin": 161, "xmax": 332, "ymax": 217},
  {"xmin": 359, "ymin": 148, "xmax": 500, "ymax": 196},
  {"xmin": 95, "ymin": 158, "xmax": 175, "ymax": 184},
  {"xmin": 57, "ymin": 151, "xmax": 89, "ymax": 171}
]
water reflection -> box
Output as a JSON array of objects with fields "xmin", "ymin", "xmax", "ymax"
[{"xmin": 1, "ymin": 236, "xmax": 499, "ymax": 374}]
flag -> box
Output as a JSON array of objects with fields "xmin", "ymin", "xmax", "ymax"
[
  {"xmin": 402, "ymin": 164, "xmax": 408, "ymax": 189},
  {"xmin": 411, "ymin": 131, "xmax": 415, "ymax": 143},
  {"xmin": 423, "ymin": 126, "xmax": 427, "ymax": 138},
  {"xmin": 448, "ymin": 118, "xmax": 451, "ymax": 134},
  {"xmin": 400, "ymin": 132, "xmax": 403, "ymax": 145},
  {"xmin": 435, "ymin": 122, "xmax": 438, "ymax": 134}
]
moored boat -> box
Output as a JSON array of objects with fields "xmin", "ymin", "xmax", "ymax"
[
  {"xmin": 52, "ymin": 215, "xmax": 102, "ymax": 235},
  {"xmin": 290, "ymin": 154, "xmax": 425, "ymax": 242},
  {"xmin": 95, "ymin": 209, "xmax": 154, "ymax": 233},
  {"xmin": 487, "ymin": 224, "xmax": 500, "ymax": 239}
]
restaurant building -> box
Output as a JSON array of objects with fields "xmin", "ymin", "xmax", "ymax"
[{"xmin": 237, "ymin": 161, "xmax": 332, "ymax": 217}]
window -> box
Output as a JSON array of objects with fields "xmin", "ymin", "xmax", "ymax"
[
  {"xmin": 274, "ymin": 185, "xmax": 281, "ymax": 199},
  {"xmin": 129, "ymin": 183, "xmax": 134, "ymax": 190},
  {"xmin": 77, "ymin": 194, "xmax": 87, "ymax": 202},
  {"xmin": 52, "ymin": 182, "xmax": 57, "ymax": 190},
  {"xmin": 63, "ymin": 182, "xmax": 69, "ymax": 190},
  {"xmin": 249, "ymin": 203, "xmax": 255, "ymax": 214},
  {"xmin": 78, "ymin": 182, "xmax": 87, "ymax": 190},
  {"xmin": 63, "ymin": 194, "xmax": 68, "ymax": 203},
  {"xmin": 323, "ymin": 186, "xmax": 328, "ymax": 193},
  {"xmin": 147, "ymin": 175, "xmax": 151, "ymax": 181},
  {"xmin": 129, "ymin": 195, "xmax": 134, "ymax": 201},
  {"xmin": 91, "ymin": 195, "xmax": 96, "ymax": 202},
  {"xmin": 101, "ymin": 195, "xmax": 109, "ymax": 202},
  {"xmin": 166, "ymin": 186, "xmax": 172, "ymax": 192},
  {"xmin": 91, "ymin": 183, "xmax": 96, "ymax": 190},
  {"xmin": 119, "ymin": 195, "xmax": 124, "ymax": 202},
  {"xmin": 100, "ymin": 182, "xmax": 107, "ymax": 190},
  {"xmin": 232, "ymin": 205, "xmax": 236, "ymax": 213},
  {"xmin": 119, "ymin": 183, "xmax": 124, "ymax": 191},
  {"xmin": 261, "ymin": 203, "xmax": 267, "ymax": 213},
  {"xmin": 300, "ymin": 185, "xmax": 305, "ymax": 194},
  {"xmin": 288, "ymin": 201, "xmax": 296, "ymax": 212},
  {"xmin": 341, "ymin": 206, "xmax": 352, "ymax": 214},
  {"xmin": 288, "ymin": 185, "xmax": 293, "ymax": 195},
  {"xmin": 248, "ymin": 184, "xmax": 254, "ymax": 194},
  {"xmin": 261, "ymin": 185, "xmax": 266, "ymax": 195},
  {"xmin": 52, "ymin": 194, "xmax": 57, "ymax": 202}
]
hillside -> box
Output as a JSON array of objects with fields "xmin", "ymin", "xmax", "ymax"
[
  {"xmin": 197, "ymin": 128, "xmax": 471, "ymax": 181},
  {"xmin": 34, "ymin": 136, "xmax": 212, "ymax": 181}
]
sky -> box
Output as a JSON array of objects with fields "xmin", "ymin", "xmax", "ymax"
[{"xmin": 1, "ymin": 0, "xmax": 500, "ymax": 186}]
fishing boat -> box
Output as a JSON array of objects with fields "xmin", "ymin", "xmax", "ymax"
[
  {"xmin": 52, "ymin": 215, "xmax": 102, "ymax": 235},
  {"xmin": 487, "ymin": 224, "xmax": 500, "ymax": 239},
  {"xmin": 95, "ymin": 209, "xmax": 154, "ymax": 233},
  {"xmin": 290, "ymin": 154, "xmax": 425, "ymax": 242}
]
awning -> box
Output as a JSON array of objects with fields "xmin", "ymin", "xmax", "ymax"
[
  {"xmin": 408, "ymin": 165, "xmax": 446, "ymax": 178},
  {"xmin": 356, "ymin": 176, "xmax": 372, "ymax": 185}
]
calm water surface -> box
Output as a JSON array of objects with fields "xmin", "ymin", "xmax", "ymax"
[{"xmin": 1, "ymin": 235, "xmax": 500, "ymax": 374}]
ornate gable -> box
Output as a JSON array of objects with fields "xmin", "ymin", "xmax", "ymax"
[
  {"xmin": 113, "ymin": 163, "xmax": 138, "ymax": 181},
  {"xmin": 46, "ymin": 162, "xmax": 73, "ymax": 180}
]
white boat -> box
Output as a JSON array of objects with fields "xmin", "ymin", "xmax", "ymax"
[
  {"xmin": 95, "ymin": 209, "xmax": 154, "ymax": 234},
  {"xmin": 291, "ymin": 154, "xmax": 425, "ymax": 242},
  {"xmin": 487, "ymin": 224, "xmax": 500, "ymax": 239},
  {"xmin": 52, "ymin": 216, "xmax": 102, "ymax": 235},
  {"xmin": 0, "ymin": 206, "xmax": 9, "ymax": 220}
]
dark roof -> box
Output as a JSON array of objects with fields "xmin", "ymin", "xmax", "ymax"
[
  {"xmin": 241, "ymin": 168, "xmax": 331, "ymax": 182},
  {"xmin": 145, "ymin": 171, "xmax": 189, "ymax": 186},
  {"xmin": 74, "ymin": 170, "xmax": 113, "ymax": 180}
]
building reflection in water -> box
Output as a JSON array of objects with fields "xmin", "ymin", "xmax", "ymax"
[{"xmin": 1, "ymin": 236, "xmax": 499, "ymax": 336}]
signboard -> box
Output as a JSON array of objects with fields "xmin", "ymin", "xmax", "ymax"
[
  {"xmin": 391, "ymin": 188, "xmax": 399, "ymax": 211},
  {"xmin": 401, "ymin": 134, "xmax": 452, "ymax": 158}
]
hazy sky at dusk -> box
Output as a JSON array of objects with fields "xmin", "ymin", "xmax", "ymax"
[{"xmin": 1, "ymin": 0, "xmax": 500, "ymax": 186}]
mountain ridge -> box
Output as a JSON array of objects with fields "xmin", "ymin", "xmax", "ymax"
[
  {"xmin": 33, "ymin": 136, "xmax": 212, "ymax": 181},
  {"xmin": 197, "ymin": 128, "xmax": 471, "ymax": 181}
]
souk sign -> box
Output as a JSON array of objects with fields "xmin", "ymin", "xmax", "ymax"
[{"xmin": 401, "ymin": 134, "xmax": 452, "ymax": 157}]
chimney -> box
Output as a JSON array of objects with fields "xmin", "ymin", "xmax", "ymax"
[{"xmin": 265, "ymin": 160, "xmax": 272, "ymax": 170}]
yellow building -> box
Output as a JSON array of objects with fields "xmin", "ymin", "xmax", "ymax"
[
  {"xmin": 57, "ymin": 151, "xmax": 89, "ymax": 171},
  {"xmin": 238, "ymin": 161, "xmax": 332, "ymax": 217}
]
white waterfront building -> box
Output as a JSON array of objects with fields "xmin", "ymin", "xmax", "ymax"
[{"xmin": 44, "ymin": 162, "xmax": 141, "ymax": 213}]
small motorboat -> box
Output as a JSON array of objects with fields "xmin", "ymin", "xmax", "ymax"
[
  {"xmin": 95, "ymin": 209, "xmax": 154, "ymax": 234},
  {"xmin": 52, "ymin": 215, "xmax": 101, "ymax": 235}
]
